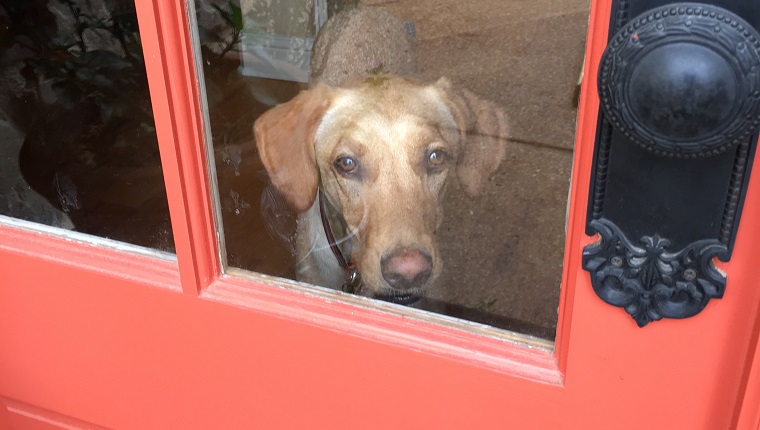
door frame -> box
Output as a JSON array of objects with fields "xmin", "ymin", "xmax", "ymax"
[{"xmin": 1, "ymin": 0, "xmax": 760, "ymax": 428}]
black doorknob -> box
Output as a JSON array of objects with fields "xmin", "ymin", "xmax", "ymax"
[{"xmin": 598, "ymin": 3, "xmax": 760, "ymax": 158}]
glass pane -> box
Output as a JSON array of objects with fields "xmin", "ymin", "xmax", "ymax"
[
  {"xmin": 0, "ymin": 0, "xmax": 174, "ymax": 252},
  {"xmin": 194, "ymin": 0, "xmax": 588, "ymax": 339}
]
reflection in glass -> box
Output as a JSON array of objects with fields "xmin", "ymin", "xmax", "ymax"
[
  {"xmin": 195, "ymin": 0, "xmax": 589, "ymax": 339},
  {"xmin": 0, "ymin": 0, "xmax": 173, "ymax": 252}
]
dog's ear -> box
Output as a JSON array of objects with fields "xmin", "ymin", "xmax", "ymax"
[
  {"xmin": 435, "ymin": 78, "xmax": 509, "ymax": 197},
  {"xmin": 254, "ymin": 85, "xmax": 332, "ymax": 212}
]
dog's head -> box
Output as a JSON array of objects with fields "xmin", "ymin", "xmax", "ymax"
[{"xmin": 254, "ymin": 76, "xmax": 508, "ymax": 302}]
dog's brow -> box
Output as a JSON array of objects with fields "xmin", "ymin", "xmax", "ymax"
[{"xmin": 314, "ymin": 92, "xmax": 354, "ymax": 142}]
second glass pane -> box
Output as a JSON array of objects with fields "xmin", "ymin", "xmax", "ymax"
[{"xmin": 195, "ymin": 0, "xmax": 588, "ymax": 339}]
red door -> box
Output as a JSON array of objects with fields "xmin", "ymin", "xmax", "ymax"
[{"xmin": 2, "ymin": 0, "xmax": 760, "ymax": 429}]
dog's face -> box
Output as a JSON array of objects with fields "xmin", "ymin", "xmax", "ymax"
[{"xmin": 254, "ymin": 76, "xmax": 508, "ymax": 302}]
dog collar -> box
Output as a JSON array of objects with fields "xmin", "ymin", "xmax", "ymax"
[{"xmin": 318, "ymin": 190, "xmax": 361, "ymax": 293}]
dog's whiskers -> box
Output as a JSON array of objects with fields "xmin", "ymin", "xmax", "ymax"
[
  {"xmin": 296, "ymin": 199, "xmax": 369, "ymax": 266},
  {"xmin": 295, "ymin": 230, "xmax": 325, "ymax": 265},
  {"xmin": 330, "ymin": 200, "xmax": 369, "ymax": 248}
]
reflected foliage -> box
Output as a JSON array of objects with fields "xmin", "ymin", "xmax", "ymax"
[
  {"xmin": 1, "ymin": 0, "xmax": 151, "ymax": 141},
  {"xmin": 1, "ymin": 0, "xmax": 155, "ymax": 203},
  {"xmin": 0, "ymin": 0, "xmax": 248, "ymax": 249},
  {"xmin": 0, "ymin": 0, "xmax": 175, "ymax": 249},
  {"xmin": 197, "ymin": 1, "xmax": 244, "ymax": 72}
]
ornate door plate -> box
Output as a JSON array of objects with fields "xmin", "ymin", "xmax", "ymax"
[{"xmin": 583, "ymin": 2, "xmax": 760, "ymax": 326}]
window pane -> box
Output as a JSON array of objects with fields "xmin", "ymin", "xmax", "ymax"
[
  {"xmin": 195, "ymin": 0, "xmax": 588, "ymax": 339},
  {"xmin": 0, "ymin": 0, "xmax": 174, "ymax": 252}
]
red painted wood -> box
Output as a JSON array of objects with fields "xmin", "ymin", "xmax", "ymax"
[
  {"xmin": 735, "ymin": 304, "xmax": 760, "ymax": 429},
  {"xmin": 555, "ymin": 0, "xmax": 611, "ymax": 375},
  {"xmin": 1, "ymin": 0, "xmax": 760, "ymax": 428},
  {"xmin": 0, "ymin": 223, "xmax": 180, "ymax": 293},
  {"xmin": 1, "ymin": 396, "xmax": 108, "ymax": 430},
  {"xmin": 204, "ymin": 276, "xmax": 562, "ymax": 383},
  {"xmin": 135, "ymin": 0, "xmax": 220, "ymax": 294}
]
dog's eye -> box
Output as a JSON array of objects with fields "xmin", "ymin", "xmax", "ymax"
[
  {"xmin": 334, "ymin": 156, "xmax": 358, "ymax": 174},
  {"xmin": 427, "ymin": 150, "xmax": 448, "ymax": 168}
]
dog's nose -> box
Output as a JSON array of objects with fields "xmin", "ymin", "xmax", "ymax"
[{"xmin": 381, "ymin": 248, "xmax": 433, "ymax": 290}]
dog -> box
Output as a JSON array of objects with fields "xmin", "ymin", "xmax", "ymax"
[{"xmin": 254, "ymin": 75, "xmax": 508, "ymax": 305}]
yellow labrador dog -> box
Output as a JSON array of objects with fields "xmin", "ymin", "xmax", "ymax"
[{"xmin": 254, "ymin": 75, "xmax": 507, "ymax": 305}]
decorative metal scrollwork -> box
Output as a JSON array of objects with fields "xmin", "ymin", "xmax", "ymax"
[
  {"xmin": 598, "ymin": 3, "xmax": 760, "ymax": 158},
  {"xmin": 583, "ymin": 219, "xmax": 727, "ymax": 327}
]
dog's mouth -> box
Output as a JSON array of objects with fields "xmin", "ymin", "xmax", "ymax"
[{"xmin": 374, "ymin": 290, "xmax": 422, "ymax": 306}]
